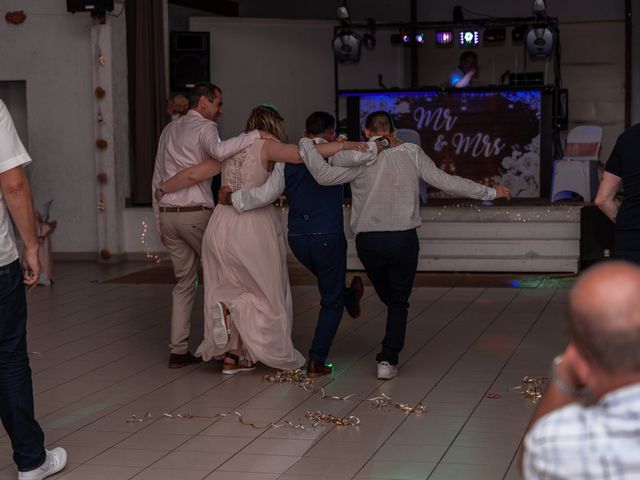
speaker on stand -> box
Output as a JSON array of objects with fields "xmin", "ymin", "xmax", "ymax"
[{"xmin": 170, "ymin": 32, "xmax": 210, "ymax": 93}]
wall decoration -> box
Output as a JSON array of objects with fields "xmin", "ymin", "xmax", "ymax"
[{"xmin": 5, "ymin": 10, "xmax": 26, "ymax": 25}]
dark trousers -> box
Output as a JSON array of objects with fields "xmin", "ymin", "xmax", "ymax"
[
  {"xmin": 356, "ymin": 229, "xmax": 419, "ymax": 365},
  {"xmin": 289, "ymin": 233, "xmax": 356, "ymax": 364},
  {"xmin": 615, "ymin": 230, "xmax": 640, "ymax": 265},
  {"xmin": 0, "ymin": 260, "xmax": 45, "ymax": 471}
]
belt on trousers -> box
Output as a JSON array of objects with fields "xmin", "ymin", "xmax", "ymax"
[{"xmin": 159, "ymin": 206, "xmax": 212, "ymax": 213}]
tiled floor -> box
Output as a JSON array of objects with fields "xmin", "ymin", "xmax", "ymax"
[{"xmin": 0, "ymin": 262, "xmax": 569, "ymax": 480}]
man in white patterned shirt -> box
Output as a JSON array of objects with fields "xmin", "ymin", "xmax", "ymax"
[
  {"xmin": 300, "ymin": 110, "xmax": 511, "ymax": 380},
  {"xmin": 522, "ymin": 261, "xmax": 640, "ymax": 479}
]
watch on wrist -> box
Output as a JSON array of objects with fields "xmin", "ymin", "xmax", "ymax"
[
  {"xmin": 225, "ymin": 191, "xmax": 232, "ymax": 205},
  {"xmin": 379, "ymin": 137, "xmax": 390, "ymax": 149}
]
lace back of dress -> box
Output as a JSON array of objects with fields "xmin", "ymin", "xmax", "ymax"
[{"xmin": 225, "ymin": 146, "xmax": 250, "ymax": 192}]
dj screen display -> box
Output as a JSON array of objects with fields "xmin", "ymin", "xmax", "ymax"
[{"xmin": 338, "ymin": 88, "xmax": 551, "ymax": 198}]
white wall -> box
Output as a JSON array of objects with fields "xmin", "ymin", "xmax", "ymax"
[
  {"xmin": 0, "ymin": 0, "xmax": 129, "ymax": 255},
  {"xmin": 189, "ymin": 17, "xmax": 406, "ymax": 141},
  {"xmin": 189, "ymin": 17, "xmax": 336, "ymax": 140}
]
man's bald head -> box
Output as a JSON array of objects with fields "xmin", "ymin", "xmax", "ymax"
[{"xmin": 569, "ymin": 261, "xmax": 640, "ymax": 373}]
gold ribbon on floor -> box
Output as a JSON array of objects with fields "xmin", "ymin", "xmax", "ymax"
[
  {"xmin": 320, "ymin": 389, "xmax": 426, "ymax": 415},
  {"xmin": 127, "ymin": 369, "xmax": 427, "ymax": 427},
  {"xmin": 126, "ymin": 412, "xmax": 152, "ymax": 423},
  {"xmin": 366, "ymin": 393, "xmax": 427, "ymax": 415},
  {"xmin": 125, "ymin": 409, "xmax": 360, "ymax": 430},
  {"xmin": 263, "ymin": 371, "xmax": 428, "ymax": 416},
  {"xmin": 263, "ymin": 369, "xmax": 315, "ymax": 392},
  {"xmin": 510, "ymin": 376, "xmax": 549, "ymax": 403}
]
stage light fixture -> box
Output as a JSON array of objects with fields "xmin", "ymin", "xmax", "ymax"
[
  {"xmin": 391, "ymin": 31, "xmax": 424, "ymax": 46},
  {"xmin": 435, "ymin": 30, "xmax": 454, "ymax": 45},
  {"xmin": 333, "ymin": 30, "xmax": 361, "ymax": 63},
  {"xmin": 533, "ymin": 0, "xmax": 547, "ymax": 15},
  {"xmin": 484, "ymin": 26, "xmax": 506, "ymax": 43},
  {"xmin": 459, "ymin": 30, "xmax": 479, "ymax": 46},
  {"xmin": 362, "ymin": 33, "xmax": 376, "ymax": 49},
  {"xmin": 525, "ymin": 25, "xmax": 556, "ymax": 57},
  {"xmin": 361, "ymin": 18, "xmax": 377, "ymax": 50},
  {"xmin": 337, "ymin": 4, "xmax": 350, "ymax": 21},
  {"xmin": 512, "ymin": 24, "xmax": 529, "ymax": 42}
]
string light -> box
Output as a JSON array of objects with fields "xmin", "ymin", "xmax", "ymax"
[
  {"xmin": 140, "ymin": 220, "xmax": 167, "ymax": 263},
  {"xmin": 422, "ymin": 204, "xmax": 579, "ymax": 223}
]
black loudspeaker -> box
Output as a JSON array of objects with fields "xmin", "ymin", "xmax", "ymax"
[
  {"xmin": 66, "ymin": 0, "xmax": 113, "ymax": 14},
  {"xmin": 580, "ymin": 206, "xmax": 615, "ymax": 269},
  {"xmin": 332, "ymin": 32, "xmax": 361, "ymax": 63},
  {"xmin": 525, "ymin": 26, "xmax": 556, "ymax": 57},
  {"xmin": 170, "ymin": 32, "xmax": 210, "ymax": 93}
]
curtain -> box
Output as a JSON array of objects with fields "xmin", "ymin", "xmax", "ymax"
[{"xmin": 127, "ymin": 0, "xmax": 167, "ymax": 205}]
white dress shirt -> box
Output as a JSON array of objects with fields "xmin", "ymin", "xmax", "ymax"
[
  {"xmin": 230, "ymin": 139, "xmax": 378, "ymax": 213},
  {"xmin": 299, "ymin": 137, "xmax": 496, "ymax": 235},
  {"xmin": 152, "ymin": 109, "xmax": 259, "ymax": 229}
]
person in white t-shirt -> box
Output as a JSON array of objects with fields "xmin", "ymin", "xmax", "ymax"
[{"xmin": 0, "ymin": 100, "xmax": 67, "ymax": 479}]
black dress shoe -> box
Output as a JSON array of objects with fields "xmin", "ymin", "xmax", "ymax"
[
  {"xmin": 169, "ymin": 352, "xmax": 202, "ymax": 369},
  {"xmin": 306, "ymin": 361, "xmax": 333, "ymax": 378},
  {"xmin": 346, "ymin": 275, "xmax": 364, "ymax": 319}
]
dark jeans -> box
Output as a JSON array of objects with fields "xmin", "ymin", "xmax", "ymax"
[
  {"xmin": 356, "ymin": 229, "xmax": 419, "ymax": 365},
  {"xmin": 289, "ymin": 233, "xmax": 356, "ymax": 364},
  {"xmin": 0, "ymin": 260, "xmax": 45, "ymax": 471}
]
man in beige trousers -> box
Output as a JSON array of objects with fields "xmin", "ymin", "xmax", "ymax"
[{"xmin": 152, "ymin": 82, "xmax": 267, "ymax": 368}]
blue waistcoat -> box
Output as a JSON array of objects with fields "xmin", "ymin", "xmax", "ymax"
[{"xmin": 284, "ymin": 163, "xmax": 344, "ymax": 236}]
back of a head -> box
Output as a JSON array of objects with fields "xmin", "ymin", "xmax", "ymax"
[
  {"xmin": 569, "ymin": 261, "xmax": 640, "ymax": 374},
  {"xmin": 460, "ymin": 51, "xmax": 477, "ymax": 63},
  {"xmin": 188, "ymin": 82, "xmax": 221, "ymax": 109},
  {"xmin": 364, "ymin": 111, "xmax": 394, "ymax": 135},
  {"xmin": 305, "ymin": 111, "xmax": 335, "ymax": 137},
  {"xmin": 246, "ymin": 105, "xmax": 287, "ymax": 142}
]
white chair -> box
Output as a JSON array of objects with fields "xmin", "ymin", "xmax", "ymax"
[
  {"xmin": 396, "ymin": 128, "xmax": 428, "ymax": 204},
  {"xmin": 550, "ymin": 125, "xmax": 602, "ymax": 202}
]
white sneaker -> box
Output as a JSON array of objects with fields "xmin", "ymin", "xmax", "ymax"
[
  {"xmin": 211, "ymin": 301, "xmax": 230, "ymax": 348},
  {"xmin": 18, "ymin": 447, "xmax": 67, "ymax": 480},
  {"xmin": 377, "ymin": 361, "xmax": 398, "ymax": 380}
]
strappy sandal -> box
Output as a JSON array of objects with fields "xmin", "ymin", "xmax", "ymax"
[
  {"xmin": 211, "ymin": 301, "xmax": 231, "ymax": 348},
  {"xmin": 222, "ymin": 353, "xmax": 256, "ymax": 375}
]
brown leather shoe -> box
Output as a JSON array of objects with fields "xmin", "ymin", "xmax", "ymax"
[
  {"xmin": 169, "ymin": 352, "xmax": 202, "ymax": 369},
  {"xmin": 346, "ymin": 275, "xmax": 364, "ymax": 319},
  {"xmin": 306, "ymin": 361, "xmax": 333, "ymax": 378}
]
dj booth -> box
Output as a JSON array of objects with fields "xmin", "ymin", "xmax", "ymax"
[{"xmin": 327, "ymin": 86, "xmax": 583, "ymax": 272}]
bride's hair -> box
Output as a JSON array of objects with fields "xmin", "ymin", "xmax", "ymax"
[{"xmin": 245, "ymin": 105, "xmax": 287, "ymax": 143}]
